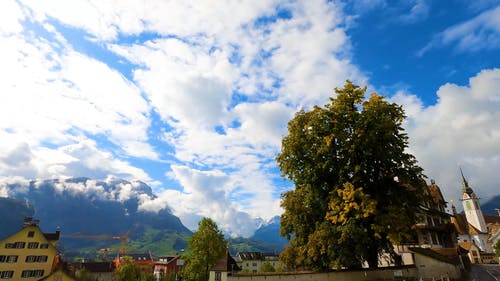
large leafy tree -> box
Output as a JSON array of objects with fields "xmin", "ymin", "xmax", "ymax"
[
  {"xmin": 182, "ymin": 217, "xmax": 227, "ymax": 281},
  {"xmin": 277, "ymin": 81, "xmax": 425, "ymax": 270}
]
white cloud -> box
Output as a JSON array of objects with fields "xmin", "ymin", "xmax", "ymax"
[
  {"xmin": 1, "ymin": 0, "xmax": 368, "ymax": 236},
  {"xmin": 418, "ymin": 5, "xmax": 500, "ymax": 56},
  {"xmin": 393, "ymin": 69, "xmax": 500, "ymax": 205},
  {"xmin": 398, "ymin": 0, "xmax": 429, "ymax": 24}
]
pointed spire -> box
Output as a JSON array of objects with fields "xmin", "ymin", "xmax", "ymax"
[{"xmin": 459, "ymin": 165, "xmax": 474, "ymax": 195}]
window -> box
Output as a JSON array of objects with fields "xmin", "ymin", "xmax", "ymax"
[
  {"xmin": 215, "ymin": 272, "xmax": 221, "ymax": 281},
  {"xmin": 21, "ymin": 270, "xmax": 43, "ymax": 278},
  {"xmin": 27, "ymin": 231, "xmax": 35, "ymax": 238},
  {"xmin": 26, "ymin": 256, "xmax": 37, "ymax": 263},
  {"xmin": 21, "ymin": 271, "xmax": 31, "ymax": 278},
  {"xmin": 252, "ymin": 263, "xmax": 257, "ymax": 267},
  {"xmin": 27, "ymin": 242, "xmax": 39, "ymax": 249},
  {"xmin": 4, "ymin": 243, "xmax": 14, "ymax": 249},
  {"xmin": 36, "ymin": 256, "xmax": 48, "ymax": 262},
  {"xmin": 0, "ymin": 256, "xmax": 5, "ymax": 263},
  {"xmin": 6, "ymin": 256, "xmax": 18, "ymax": 263},
  {"xmin": 0, "ymin": 271, "xmax": 14, "ymax": 279},
  {"xmin": 14, "ymin": 242, "xmax": 25, "ymax": 249},
  {"xmin": 40, "ymin": 244, "xmax": 49, "ymax": 249}
]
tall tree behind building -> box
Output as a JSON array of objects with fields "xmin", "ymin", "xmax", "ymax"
[{"xmin": 277, "ymin": 81, "xmax": 425, "ymax": 270}]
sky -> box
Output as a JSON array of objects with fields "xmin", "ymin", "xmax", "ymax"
[{"xmin": 1, "ymin": 0, "xmax": 499, "ymax": 237}]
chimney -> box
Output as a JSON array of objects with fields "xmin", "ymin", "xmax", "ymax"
[
  {"xmin": 33, "ymin": 219, "xmax": 40, "ymax": 226},
  {"xmin": 23, "ymin": 217, "xmax": 33, "ymax": 227}
]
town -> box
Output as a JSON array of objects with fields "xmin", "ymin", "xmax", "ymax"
[{"xmin": 1, "ymin": 173, "xmax": 499, "ymax": 281}]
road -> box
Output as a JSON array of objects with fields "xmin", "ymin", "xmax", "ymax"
[{"xmin": 469, "ymin": 264, "xmax": 500, "ymax": 281}]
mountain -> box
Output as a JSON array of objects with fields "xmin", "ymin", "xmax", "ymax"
[
  {"xmin": 0, "ymin": 178, "xmax": 191, "ymax": 259},
  {"xmin": 0, "ymin": 197, "xmax": 35, "ymax": 240},
  {"xmin": 251, "ymin": 216, "xmax": 288, "ymax": 247},
  {"xmin": 482, "ymin": 194, "xmax": 500, "ymax": 215},
  {"xmin": 225, "ymin": 215, "xmax": 288, "ymax": 255}
]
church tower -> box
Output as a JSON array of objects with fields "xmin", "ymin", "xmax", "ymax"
[{"xmin": 460, "ymin": 168, "xmax": 487, "ymax": 233}]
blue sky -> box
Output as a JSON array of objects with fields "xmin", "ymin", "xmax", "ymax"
[{"xmin": 1, "ymin": 0, "xmax": 499, "ymax": 237}]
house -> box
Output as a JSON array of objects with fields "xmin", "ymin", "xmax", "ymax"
[
  {"xmin": 458, "ymin": 241, "xmax": 482, "ymax": 264},
  {"xmin": 394, "ymin": 180, "xmax": 458, "ymax": 266},
  {"xmin": 74, "ymin": 261, "xmax": 115, "ymax": 281},
  {"xmin": 234, "ymin": 252, "xmax": 279, "ymax": 273},
  {"xmin": 209, "ymin": 252, "xmax": 240, "ymax": 281},
  {"xmin": 0, "ymin": 217, "xmax": 61, "ymax": 280},
  {"xmin": 153, "ymin": 255, "xmax": 183, "ymax": 281},
  {"xmin": 115, "ymin": 253, "xmax": 155, "ymax": 275}
]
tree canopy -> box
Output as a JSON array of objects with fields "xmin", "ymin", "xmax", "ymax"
[
  {"xmin": 114, "ymin": 256, "xmax": 140, "ymax": 281},
  {"xmin": 182, "ymin": 217, "xmax": 227, "ymax": 281},
  {"xmin": 277, "ymin": 81, "xmax": 425, "ymax": 270}
]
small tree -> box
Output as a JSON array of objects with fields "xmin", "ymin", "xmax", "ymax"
[
  {"xmin": 114, "ymin": 256, "xmax": 140, "ymax": 281},
  {"xmin": 182, "ymin": 218, "xmax": 227, "ymax": 281},
  {"xmin": 260, "ymin": 261, "xmax": 276, "ymax": 272}
]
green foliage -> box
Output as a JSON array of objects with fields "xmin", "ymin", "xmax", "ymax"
[
  {"xmin": 182, "ymin": 218, "xmax": 227, "ymax": 281},
  {"xmin": 114, "ymin": 256, "xmax": 140, "ymax": 281},
  {"xmin": 277, "ymin": 81, "xmax": 425, "ymax": 270},
  {"xmin": 76, "ymin": 268, "xmax": 94, "ymax": 281},
  {"xmin": 260, "ymin": 261, "xmax": 276, "ymax": 272},
  {"xmin": 494, "ymin": 239, "xmax": 500, "ymax": 257}
]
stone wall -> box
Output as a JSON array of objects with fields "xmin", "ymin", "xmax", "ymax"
[{"xmin": 228, "ymin": 266, "xmax": 418, "ymax": 281}]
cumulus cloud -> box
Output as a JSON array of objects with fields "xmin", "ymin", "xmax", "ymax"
[
  {"xmin": 418, "ymin": 5, "xmax": 500, "ymax": 56},
  {"xmin": 393, "ymin": 69, "xmax": 500, "ymax": 205},
  {"xmin": 1, "ymin": 0, "xmax": 364, "ymax": 236},
  {"xmin": 0, "ymin": 2, "xmax": 155, "ymax": 185}
]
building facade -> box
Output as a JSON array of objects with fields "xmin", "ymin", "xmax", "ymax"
[
  {"xmin": 0, "ymin": 217, "xmax": 60, "ymax": 280},
  {"xmin": 235, "ymin": 252, "xmax": 279, "ymax": 273}
]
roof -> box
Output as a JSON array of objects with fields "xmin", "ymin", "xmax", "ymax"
[
  {"xmin": 451, "ymin": 214, "xmax": 468, "ymax": 235},
  {"xmin": 156, "ymin": 255, "xmax": 180, "ymax": 265},
  {"xmin": 459, "ymin": 241, "xmax": 480, "ymax": 252},
  {"xmin": 237, "ymin": 252, "xmax": 278, "ymax": 261},
  {"xmin": 427, "ymin": 182, "xmax": 445, "ymax": 204},
  {"xmin": 484, "ymin": 215, "xmax": 500, "ymax": 225},
  {"xmin": 212, "ymin": 252, "xmax": 241, "ymax": 272},
  {"xmin": 119, "ymin": 253, "xmax": 154, "ymax": 261},
  {"xmin": 451, "ymin": 214, "xmax": 487, "ymax": 235},
  {"xmin": 79, "ymin": 262, "xmax": 115, "ymax": 273},
  {"xmin": 409, "ymin": 247, "xmax": 460, "ymax": 265},
  {"xmin": 43, "ymin": 231, "xmax": 60, "ymax": 241}
]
